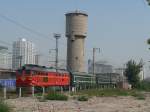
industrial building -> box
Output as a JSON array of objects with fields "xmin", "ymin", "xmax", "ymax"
[
  {"xmin": 0, "ymin": 46, "xmax": 12, "ymax": 69},
  {"xmin": 88, "ymin": 60, "xmax": 114, "ymax": 74},
  {"xmin": 12, "ymin": 38, "xmax": 37, "ymax": 70},
  {"xmin": 96, "ymin": 73, "xmax": 120, "ymax": 86},
  {"xmin": 65, "ymin": 10, "xmax": 88, "ymax": 72}
]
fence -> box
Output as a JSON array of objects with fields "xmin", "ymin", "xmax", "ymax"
[
  {"xmin": 0, "ymin": 79, "xmax": 16, "ymax": 88},
  {"xmin": 0, "ymin": 79, "xmax": 16, "ymax": 98}
]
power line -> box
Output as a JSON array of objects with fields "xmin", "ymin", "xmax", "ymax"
[
  {"xmin": 0, "ymin": 13, "xmax": 67, "ymax": 47},
  {"xmin": 0, "ymin": 40, "xmax": 12, "ymax": 46},
  {"xmin": 0, "ymin": 13, "xmax": 54, "ymax": 40},
  {"xmin": 0, "ymin": 13, "xmax": 68, "ymax": 66}
]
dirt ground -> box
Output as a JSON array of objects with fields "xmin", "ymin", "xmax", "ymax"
[{"xmin": 6, "ymin": 95, "xmax": 150, "ymax": 112}]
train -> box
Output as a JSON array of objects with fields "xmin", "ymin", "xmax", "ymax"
[
  {"xmin": 16, "ymin": 64, "xmax": 120, "ymax": 90},
  {"xmin": 16, "ymin": 64, "xmax": 70, "ymax": 87}
]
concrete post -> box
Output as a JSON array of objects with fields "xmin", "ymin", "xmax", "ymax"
[
  {"xmin": 19, "ymin": 87, "xmax": 22, "ymax": 97},
  {"xmin": 3, "ymin": 87, "xmax": 6, "ymax": 99},
  {"xmin": 32, "ymin": 86, "xmax": 35, "ymax": 97},
  {"xmin": 69, "ymin": 86, "xmax": 71, "ymax": 94},
  {"xmin": 61, "ymin": 86, "xmax": 63, "ymax": 93},
  {"xmin": 42, "ymin": 87, "xmax": 45, "ymax": 97},
  {"xmin": 72, "ymin": 87, "xmax": 75, "ymax": 92}
]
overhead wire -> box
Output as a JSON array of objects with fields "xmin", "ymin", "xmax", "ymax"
[
  {"xmin": 0, "ymin": 13, "xmax": 67, "ymax": 46},
  {"xmin": 0, "ymin": 13, "xmax": 67, "ymax": 65},
  {"xmin": 0, "ymin": 13, "xmax": 94, "ymax": 56},
  {"xmin": 0, "ymin": 13, "xmax": 52, "ymax": 40},
  {"xmin": 0, "ymin": 13, "xmax": 92, "ymax": 65},
  {"xmin": 0, "ymin": 13, "xmax": 69, "ymax": 68},
  {"xmin": 0, "ymin": 40, "xmax": 12, "ymax": 46}
]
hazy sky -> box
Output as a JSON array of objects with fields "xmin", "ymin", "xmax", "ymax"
[{"xmin": 0, "ymin": 0, "xmax": 150, "ymax": 76}]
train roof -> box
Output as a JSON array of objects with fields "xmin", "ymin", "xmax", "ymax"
[
  {"xmin": 70, "ymin": 72, "xmax": 94, "ymax": 76},
  {"xmin": 19, "ymin": 64, "xmax": 69, "ymax": 73}
]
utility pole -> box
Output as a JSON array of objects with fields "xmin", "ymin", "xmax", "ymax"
[
  {"xmin": 92, "ymin": 48, "xmax": 100, "ymax": 75},
  {"xmin": 54, "ymin": 33, "xmax": 61, "ymax": 72},
  {"xmin": 49, "ymin": 49, "xmax": 56, "ymax": 67}
]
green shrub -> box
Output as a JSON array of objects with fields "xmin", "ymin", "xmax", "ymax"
[
  {"xmin": 35, "ymin": 93, "xmax": 42, "ymax": 97},
  {"xmin": 45, "ymin": 92, "xmax": 68, "ymax": 101},
  {"xmin": 77, "ymin": 95, "xmax": 88, "ymax": 101},
  {"xmin": 0, "ymin": 99, "xmax": 11, "ymax": 112},
  {"xmin": 74, "ymin": 88, "xmax": 143, "ymax": 97},
  {"xmin": 132, "ymin": 93, "xmax": 145, "ymax": 100},
  {"xmin": 70, "ymin": 92, "xmax": 74, "ymax": 96},
  {"xmin": 137, "ymin": 81, "xmax": 150, "ymax": 91},
  {"xmin": 137, "ymin": 95, "xmax": 145, "ymax": 100}
]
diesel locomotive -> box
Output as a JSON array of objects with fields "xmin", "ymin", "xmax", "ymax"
[{"xmin": 16, "ymin": 64, "xmax": 70, "ymax": 87}]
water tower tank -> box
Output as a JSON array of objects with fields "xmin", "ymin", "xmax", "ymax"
[{"xmin": 65, "ymin": 10, "xmax": 88, "ymax": 72}]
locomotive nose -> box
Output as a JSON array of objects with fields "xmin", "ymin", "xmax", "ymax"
[{"xmin": 21, "ymin": 75, "xmax": 26, "ymax": 81}]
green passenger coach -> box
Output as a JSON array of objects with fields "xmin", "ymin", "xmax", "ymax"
[{"xmin": 70, "ymin": 72, "xmax": 96, "ymax": 90}]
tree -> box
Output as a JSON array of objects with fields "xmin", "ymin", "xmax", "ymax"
[
  {"xmin": 146, "ymin": 0, "xmax": 150, "ymax": 5},
  {"xmin": 147, "ymin": 38, "xmax": 150, "ymax": 45},
  {"xmin": 124, "ymin": 60, "xmax": 142, "ymax": 88}
]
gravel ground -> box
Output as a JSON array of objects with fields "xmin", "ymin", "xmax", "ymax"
[{"xmin": 6, "ymin": 95, "xmax": 150, "ymax": 112}]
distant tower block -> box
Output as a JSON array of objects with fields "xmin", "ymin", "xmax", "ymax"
[{"xmin": 65, "ymin": 11, "xmax": 88, "ymax": 72}]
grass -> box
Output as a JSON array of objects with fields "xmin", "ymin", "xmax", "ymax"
[
  {"xmin": 77, "ymin": 95, "xmax": 88, "ymax": 101},
  {"xmin": 35, "ymin": 93, "xmax": 47, "ymax": 102},
  {"xmin": 136, "ymin": 95, "xmax": 145, "ymax": 100},
  {"xmin": 38, "ymin": 97, "xmax": 47, "ymax": 102},
  {"xmin": 136, "ymin": 81, "xmax": 150, "ymax": 92},
  {"xmin": 72, "ymin": 89, "xmax": 145, "ymax": 101},
  {"xmin": 73, "ymin": 89, "xmax": 136, "ymax": 97},
  {"xmin": 0, "ymin": 99, "xmax": 11, "ymax": 112},
  {"xmin": 45, "ymin": 92, "xmax": 68, "ymax": 101},
  {"xmin": 131, "ymin": 93, "xmax": 145, "ymax": 100},
  {"xmin": 72, "ymin": 88, "xmax": 146, "ymax": 100},
  {"xmin": 35, "ymin": 93, "xmax": 43, "ymax": 97}
]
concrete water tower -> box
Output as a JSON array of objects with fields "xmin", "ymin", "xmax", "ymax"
[{"xmin": 65, "ymin": 10, "xmax": 88, "ymax": 72}]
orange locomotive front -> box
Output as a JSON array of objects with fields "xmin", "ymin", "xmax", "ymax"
[{"xmin": 16, "ymin": 64, "xmax": 70, "ymax": 87}]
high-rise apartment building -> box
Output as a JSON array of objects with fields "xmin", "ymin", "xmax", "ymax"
[
  {"xmin": 0, "ymin": 46, "xmax": 12, "ymax": 69},
  {"xmin": 12, "ymin": 38, "xmax": 37, "ymax": 70}
]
